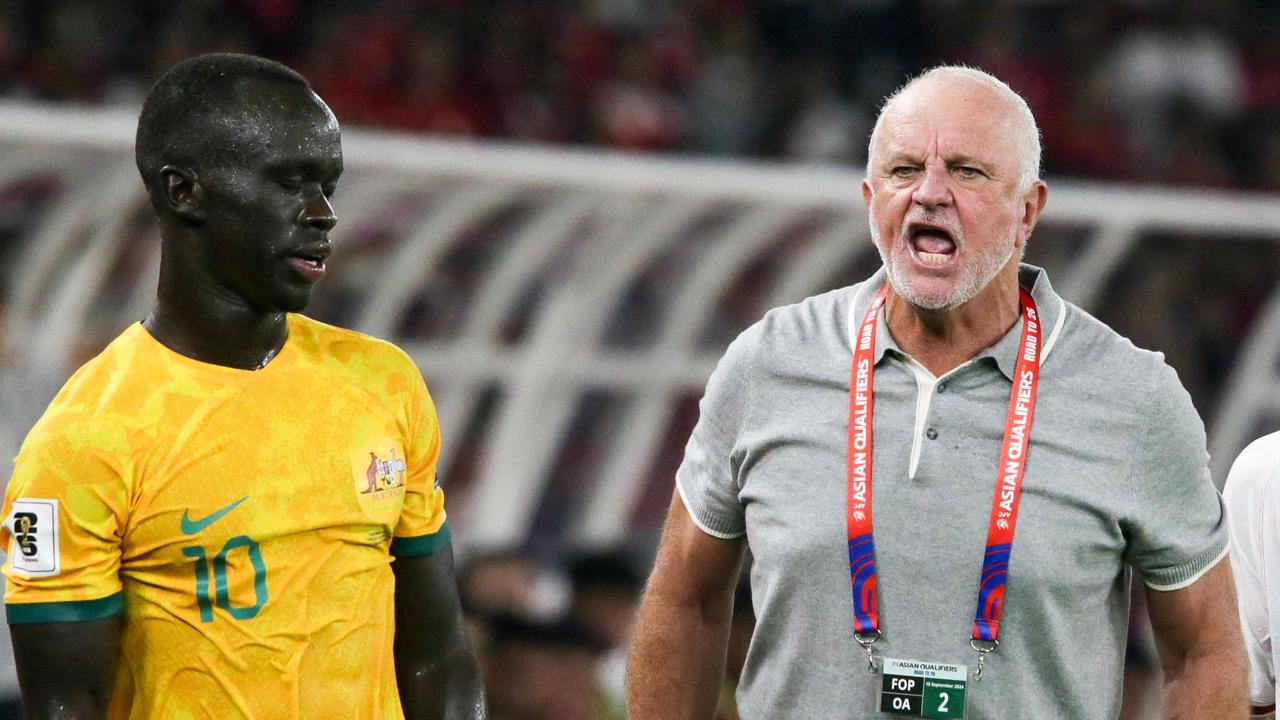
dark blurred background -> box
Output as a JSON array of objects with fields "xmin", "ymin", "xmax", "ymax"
[
  {"xmin": 2, "ymin": 2, "xmax": 1280, "ymax": 720},
  {"xmin": 2, "ymin": 0, "xmax": 1280, "ymax": 189}
]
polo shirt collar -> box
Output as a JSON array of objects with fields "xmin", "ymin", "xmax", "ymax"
[{"xmin": 847, "ymin": 263, "xmax": 1066, "ymax": 380}]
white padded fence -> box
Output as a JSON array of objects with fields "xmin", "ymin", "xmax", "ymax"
[{"xmin": 3, "ymin": 101, "xmax": 1280, "ymax": 552}]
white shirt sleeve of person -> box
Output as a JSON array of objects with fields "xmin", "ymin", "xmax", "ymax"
[{"xmin": 1225, "ymin": 432, "xmax": 1280, "ymax": 715}]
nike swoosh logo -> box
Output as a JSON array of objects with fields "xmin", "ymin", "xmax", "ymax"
[{"xmin": 180, "ymin": 497, "xmax": 248, "ymax": 535}]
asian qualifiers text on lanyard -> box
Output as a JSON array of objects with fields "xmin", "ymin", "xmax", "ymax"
[{"xmin": 846, "ymin": 284, "xmax": 1042, "ymax": 680}]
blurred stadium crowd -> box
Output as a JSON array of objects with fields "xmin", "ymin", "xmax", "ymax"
[
  {"xmin": 1, "ymin": 2, "xmax": 1279, "ymax": 719},
  {"xmin": 2, "ymin": 0, "xmax": 1280, "ymax": 190},
  {"xmin": 3, "ymin": 0, "xmax": 1278, "ymax": 430}
]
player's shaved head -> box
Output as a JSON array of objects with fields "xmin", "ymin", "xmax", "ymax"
[{"xmin": 134, "ymin": 53, "xmax": 325, "ymax": 206}]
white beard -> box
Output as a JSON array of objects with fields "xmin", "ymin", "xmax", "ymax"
[{"xmin": 872, "ymin": 225, "xmax": 1018, "ymax": 310}]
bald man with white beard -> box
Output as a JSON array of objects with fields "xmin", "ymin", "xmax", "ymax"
[{"xmin": 627, "ymin": 67, "xmax": 1245, "ymax": 720}]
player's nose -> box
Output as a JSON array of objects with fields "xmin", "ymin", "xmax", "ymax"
[{"xmin": 299, "ymin": 188, "xmax": 337, "ymax": 232}]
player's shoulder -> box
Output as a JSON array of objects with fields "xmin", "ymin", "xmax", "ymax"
[
  {"xmin": 18, "ymin": 324, "xmax": 154, "ymax": 456},
  {"xmin": 288, "ymin": 314, "xmax": 422, "ymax": 381},
  {"xmin": 42, "ymin": 324, "xmax": 155, "ymax": 416},
  {"xmin": 1226, "ymin": 432, "xmax": 1280, "ymax": 499}
]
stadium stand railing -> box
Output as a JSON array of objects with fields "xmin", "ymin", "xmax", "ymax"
[{"xmin": 3, "ymin": 101, "xmax": 1280, "ymax": 553}]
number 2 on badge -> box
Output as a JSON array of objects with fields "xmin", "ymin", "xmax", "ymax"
[{"xmin": 924, "ymin": 684, "xmax": 965, "ymax": 719}]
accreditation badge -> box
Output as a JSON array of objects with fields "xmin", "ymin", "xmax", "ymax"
[{"xmin": 877, "ymin": 658, "xmax": 968, "ymax": 718}]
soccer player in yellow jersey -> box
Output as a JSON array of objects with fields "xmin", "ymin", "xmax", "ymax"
[{"xmin": 0, "ymin": 54, "xmax": 486, "ymax": 719}]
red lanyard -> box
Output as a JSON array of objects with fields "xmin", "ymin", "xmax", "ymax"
[{"xmin": 847, "ymin": 284, "xmax": 1043, "ymax": 652}]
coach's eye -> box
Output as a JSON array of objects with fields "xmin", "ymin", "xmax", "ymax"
[{"xmin": 891, "ymin": 166, "xmax": 918, "ymax": 178}]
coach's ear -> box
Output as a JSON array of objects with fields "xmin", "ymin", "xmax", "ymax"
[{"xmin": 159, "ymin": 165, "xmax": 205, "ymax": 223}]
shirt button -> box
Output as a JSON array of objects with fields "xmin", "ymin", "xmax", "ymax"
[
  {"xmin": 926, "ymin": 428, "xmax": 938, "ymax": 440},
  {"xmin": 937, "ymin": 383, "xmax": 947, "ymax": 394}
]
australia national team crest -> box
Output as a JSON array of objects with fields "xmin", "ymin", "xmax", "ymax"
[{"xmin": 350, "ymin": 438, "xmax": 408, "ymax": 522}]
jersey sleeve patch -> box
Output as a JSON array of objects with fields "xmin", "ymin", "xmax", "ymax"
[
  {"xmin": 5, "ymin": 592, "xmax": 124, "ymax": 624},
  {"xmin": 390, "ymin": 523, "xmax": 452, "ymax": 558},
  {"xmin": 6, "ymin": 499, "xmax": 61, "ymax": 578}
]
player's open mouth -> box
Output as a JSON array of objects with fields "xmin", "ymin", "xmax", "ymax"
[
  {"xmin": 908, "ymin": 224, "xmax": 957, "ymax": 265},
  {"xmin": 286, "ymin": 257, "xmax": 326, "ymax": 283},
  {"xmin": 285, "ymin": 244, "xmax": 331, "ymax": 282}
]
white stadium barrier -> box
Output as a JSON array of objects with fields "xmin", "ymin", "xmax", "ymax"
[{"xmin": 2, "ymin": 100, "xmax": 1280, "ymax": 552}]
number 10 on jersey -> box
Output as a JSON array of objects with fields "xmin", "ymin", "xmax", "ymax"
[{"xmin": 182, "ymin": 536, "xmax": 268, "ymax": 622}]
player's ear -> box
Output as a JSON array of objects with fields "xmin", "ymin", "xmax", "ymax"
[{"xmin": 159, "ymin": 165, "xmax": 205, "ymax": 223}]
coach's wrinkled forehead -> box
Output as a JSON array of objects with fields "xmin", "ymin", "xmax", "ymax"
[{"xmin": 866, "ymin": 67, "xmax": 1041, "ymax": 193}]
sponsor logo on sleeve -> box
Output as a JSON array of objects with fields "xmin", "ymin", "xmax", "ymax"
[{"xmin": 6, "ymin": 499, "xmax": 60, "ymax": 577}]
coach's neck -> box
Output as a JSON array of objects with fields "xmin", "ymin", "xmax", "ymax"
[{"xmin": 884, "ymin": 265, "xmax": 1022, "ymax": 378}]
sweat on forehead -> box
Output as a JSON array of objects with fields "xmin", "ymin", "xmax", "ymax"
[
  {"xmin": 134, "ymin": 53, "xmax": 329, "ymax": 192},
  {"xmin": 866, "ymin": 66, "xmax": 1041, "ymax": 190},
  {"xmin": 201, "ymin": 79, "xmax": 336, "ymax": 153}
]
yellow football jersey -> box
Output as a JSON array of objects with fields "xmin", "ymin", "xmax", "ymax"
[{"xmin": 1, "ymin": 314, "xmax": 450, "ymax": 719}]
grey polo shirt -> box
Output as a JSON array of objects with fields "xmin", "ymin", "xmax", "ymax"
[{"xmin": 677, "ymin": 264, "xmax": 1228, "ymax": 720}]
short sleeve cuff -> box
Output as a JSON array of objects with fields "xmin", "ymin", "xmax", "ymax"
[
  {"xmin": 1141, "ymin": 538, "xmax": 1229, "ymax": 591},
  {"xmin": 676, "ymin": 475, "xmax": 744, "ymax": 539},
  {"xmin": 6, "ymin": 592, "xmax": 124, "ymax": 624},
  {"xmin": 390, "ymin": 523, "xmax": 452, "ymax": 558}
]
